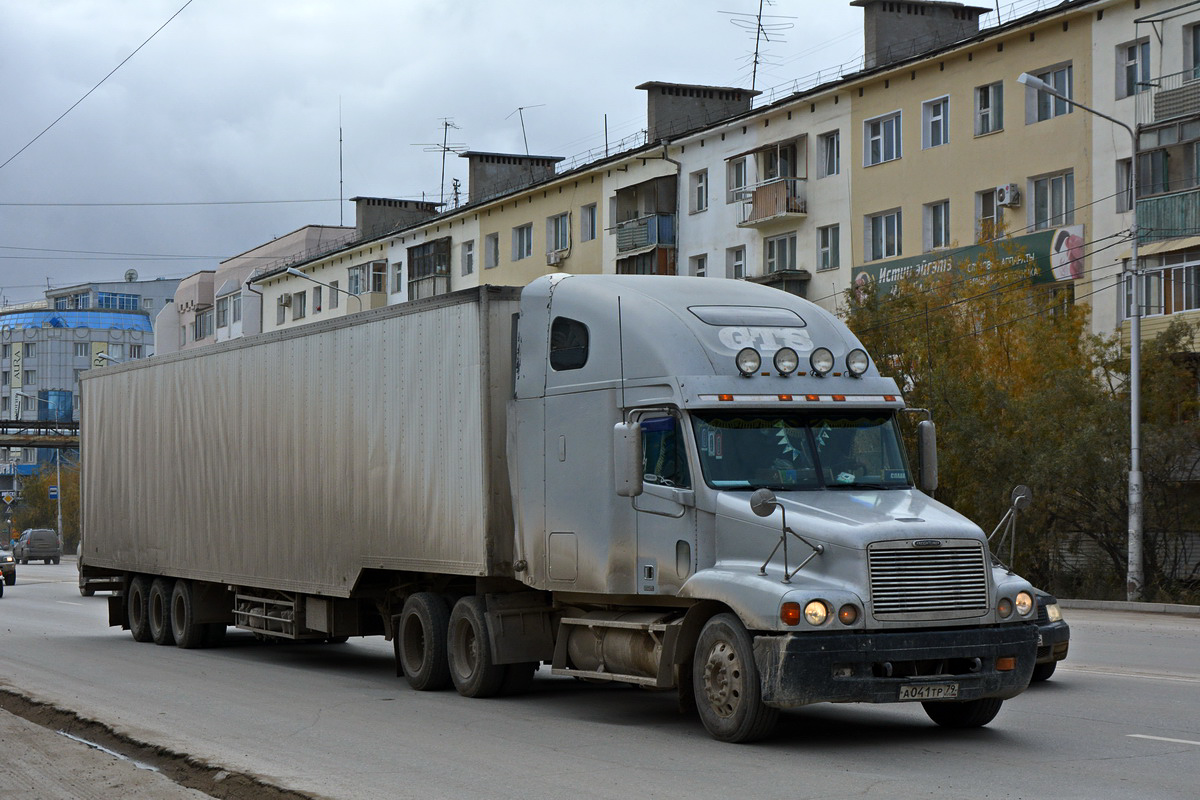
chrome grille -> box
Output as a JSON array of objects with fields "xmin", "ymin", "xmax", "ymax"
[{"xmin": 868, "ymin": 541, "xmax": 989, "ymax": 616}]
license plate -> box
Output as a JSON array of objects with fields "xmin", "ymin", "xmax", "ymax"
[{"xmin": 899, "ymin": 682, "xmax": 959, "ymax": 701}]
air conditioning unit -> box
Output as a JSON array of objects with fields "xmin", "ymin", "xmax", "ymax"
[
  {"xmin": 277, "ymin": 294, "xmax": 291, "ymax": 307},
  {"xmin": 996, "ymin": 183, "xmax": 1021, "ymax": 207},
  {"xmin": 547, "ymin": 251, "xmax": 564, "ymax": 266}
]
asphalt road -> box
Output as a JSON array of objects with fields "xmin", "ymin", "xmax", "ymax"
[{"xmin": 2, "ymin": 559, "xmax": 1198, "ymax": 800}]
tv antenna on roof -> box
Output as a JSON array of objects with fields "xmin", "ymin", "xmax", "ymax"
[
  {"xmin": 506, "ymin": 104, "xmax": 546, "ymax": 157},
  {"xmin": 721, "ymin": 0, "xmax": 795, "ymax": 91},
  {"xmin": 412, "ymin": 118, "xmax": 467, "ymax": 208}
]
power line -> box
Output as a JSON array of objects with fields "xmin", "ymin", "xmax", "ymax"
[{"xmin": 0, "ymin": 0, "xmax": 196, "ymax": 173}]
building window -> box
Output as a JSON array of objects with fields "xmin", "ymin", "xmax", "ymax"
[
  {"xmin": 690, "ymin": 253, "xmax": 707, "ymax": 277},
  {"xmin": 328, "ymin": 281, "xmax": 339, "ymax": 309},
  {"xmin": 817, "ymin": 225, "xmax": 840, "ymax": 270},
  {"xmin": 485, "ymin": 233, "xmax": 500, "ymax": 268},
  {"xmin": 1032, "ymin": 64, "xmax": 1073, "ymax": 121},
  {"xmin": 24, "ymin": 343, "xmax": 35, "ymax": 358},
  {"xmin": 727, "ymin": 158, "xmax": 747, "ymax": 203},
  {"xmin": 818, "ymin": 131, "xmax": 840, "ymax": 178},
  {"xmin": 512, "ymin": 224, "xmax": 533, "ymax": 261},
  {"xmin": 1117, "ymin": 158, "xmax": 1133, "ymax": 212},
  {"xmin": 1191, "ymin": 25, "xmax": 1200, "ymax": 80},
  {"xmin": 371, "ymin": 261, "xmax": 387, "ymax": 293},
  {"xmin": 312, "ymin": 286, "xmax": 322, "ymax": 313},
  {"xmin": 461, "ymin": 240, "xmax": 475, "ymax": 276},
  {"xmin": 1118, "ymin": 39, "xmax": 1150, "ymax": 99},
  {"xmin": 392, "ymin": 262, "xmax": 403, "ymax": 294},
  {"xmin": 95, "ymin": 292, "xmax": 139, "ymax": 310},
  {"xmin": 581, "ymin": 204, "xmax": 597, "ymax": 241},
  {"xmin": 407, "ymin": 239, "xmax": 451, "ymax": 283},
  {"xmin": 24, "ymin": 369, "xmax": 36, "ymax": 385},
  {"xmin": 726, "ymin": 246, "xmax": 745, "ymax": 279},
  {"xmin": 181, "ymin": 324, "xmax": 189, "ymax": 345},
  {"xmin": 1032, "ymin": 171, "xmax": 1075, "ymax": 229},
  {"xmin": 1125, "ymin": 269, "xmax": 1165, "ymax": 318},
  {"xmin": 548, "ymin": 213, "xmax": 570, "ymax": 252},
  {"xmin": 865, "ymin": 112, "xmax": 902, "ymax": 166},
  {"xmin": 348, "ymin": 265, "xmax": 367, "ymax": 295},
  {"xmin": 867, "ymin": 210, "xmax": 902, "ymax": 261},
  {"xmin": 764, "ymin": 233, "xmax": 797, "ymax": 273},
  {"xmin": 690, "ymin": 170, "xmax": 709, "ymax": 213},
  {"xmin": 232, "ymin": 294, "xmax": 242, "ymax": 322},
  {"xmin": 143, "ymin": 298, "xmax": 153, "ymax": 310},
  {"xmin": 923, "ymin": 97, "xmax": 949, "ymax": 148},
  {"xmin": 74, "ymin": 343, "xmax": 89, "ymax": 358},
  {"xmin": 129, "ymin": 344, "xmax": 144, "ymax": 359},
  {"xmin": 978, "ymin": 188, "xmax": 998, "ymax": 241},
  {"xmin": 216, "ymin": 296, "xmax": 229, "ymax": 328},
  {"xmin": 292, "ymin": 291, "xmax": 307, "ymax": 320},
  {"xmin": 1, "ymin": 370, "xmax": 8, "ymax": 387},
  {"xmin": 975, "ymin": 82, "xmax": 1003, "ymax": 135},
  {"xmin": 925, "ymin": 201, "xmax": 951, "ymax": 251},
  {"xmin": 1138, "ymin": 149, "xmax": 1170, "ymax": 196}
]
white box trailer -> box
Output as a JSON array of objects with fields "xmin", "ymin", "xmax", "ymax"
[{"xmin": 82, "ymin": 275, "xmax": 1038, "ymax": 742}]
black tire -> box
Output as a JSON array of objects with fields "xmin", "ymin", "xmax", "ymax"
[
  {"xmin": 500, "ymin": 662, "xmax": 538, "ymax": 696},
  {"xmin": 170, "ymin": 580, "xmax": 206, "ymax": 649},
  {"xmin": 44, "ymin": 558, "xmax": 52, "ymax": 565},
  {"xmin": 202, "ymin": 623, "xmax": 227, "ymax": 648},
  {"xmin": 692, "ymin": 613, "xmax": 779, "ymax": 743},
  {"xmin": 1030, "ymin": 661, "xmax": 1057, "ymax": 682},
  {"xmin": 398, "ymin": 592, "xmax": 451, "ymax": 691},
  {"xmin": 79, "ymin": 585, "xmax": 94, "ymax": 597},
  {"xmin": 447, "ymin": 596, "xmax": 506, "ymax": 698},
  {"xmin": 52, "ymin": 557, "xmax": 60, "ymax": 565},
  {"xmin": 922, "ymin": 697, "xmax": 1004, "ymax": 728},
  {"xmin": 127, "ymin": 575, "xmax": 152, "ymax": 643},
  {"xmin": 148, "ymin": 577, "xmax": 175, "ymax": 646},
  {"xmin": 5, "ymin": 574, "xmax": 14, "ymax": 586}
]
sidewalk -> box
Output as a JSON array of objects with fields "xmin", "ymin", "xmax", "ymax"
[{"xmin": 1059, "ymin": 598, "xmax": 1200, "ymax": 615}]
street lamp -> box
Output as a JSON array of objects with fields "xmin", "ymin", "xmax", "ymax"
[
  {"xmin": 14, "ymin": 391, "xmax": 63, "ymax": 545},
  {"xmin": 1017, "ymin": 71, "xmax": 1143, "ymax": 600},
  {"xmin": 284, "ymin": 267, "xmax": 364, "ymax": 313},
  {"xmin": 93, "ymin": 352, "xmax": 123, "ymax": 366}
]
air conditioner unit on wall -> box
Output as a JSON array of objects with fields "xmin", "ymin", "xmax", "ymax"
[
  {"xmin": 547, "ymin": 251, "xmax": 564, "ymax": 266},
  {"xmin": 996, "ymin": 183, "xmax": 1021, "ymax": 207},
  {"xmin": 278, "ymin": 294, "xmax": 291, "ymax": 307}
]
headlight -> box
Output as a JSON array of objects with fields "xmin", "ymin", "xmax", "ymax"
[
  {"xmin": 809, "ymin": 347, "xmax": 834, "ymax": 376},
  {"xmin": 1046, "ymin": 602, "xmax": 1062, "ymax": 622},
  {"xmin": 736, "ymin": 347, "xmax": 761, "ymax": 376},
  {"xmin": 1015, "ymin": 591, "xmax": 1034, "ymax": 617},
  {"xmin": 997, "ymin": 597, "xmax": 1013, "ymax": 618},
  {"xmin": 846, "ymin": 348, "xmax": 869, "ymax": 376},
  {"xmin": 804, "ymin": 600, "xmax": 829, "ymax": 626},
  {"xmin": 837, "ymin": 604, "xmax": 859, "ymax": 625},
  {"xmin": 773, "ymin": 347, "xmax": 799, "ymax": 375}
]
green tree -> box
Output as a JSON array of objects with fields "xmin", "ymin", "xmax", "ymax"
[
  {"xmin": 12, "ymin": 458, "xmax": 80, "ymax": 553},
  {"xmin": 844, "ymin": 238, "xmax": 1200, "ymax": 601}
]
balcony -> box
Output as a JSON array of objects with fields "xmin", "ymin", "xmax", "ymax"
[
  {"xmin": 736, "ymin": 178, "xmax": 807, "ymax": 227},
  {"xmin": 615, "ymin": 213, "xmax": 676, "ymax": 254},
  {"xmin": 1137, "ymin": 187, "xmax": 1200, "ymax": 245},
  {"xmin": 1136, "ymin": 69, "xmax": 1200, "ymax": 126}
]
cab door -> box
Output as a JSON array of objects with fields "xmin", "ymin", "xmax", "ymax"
[{"xmin": 633, "ymin": 414, "xmax": 696, "ymax": 595}]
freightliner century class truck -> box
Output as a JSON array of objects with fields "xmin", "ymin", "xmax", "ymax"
[{"xmin": 80, "ymin": 273, "xmax": 1038, "ymax": 742}]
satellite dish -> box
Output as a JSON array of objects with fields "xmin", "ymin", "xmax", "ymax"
[
  {"xmin": 124, "ymin": 269, "xmax": 138, "ymax": 282},
  {"xmin": 1010, "ymin": 485, "xmax": 1033, "ymax": 511}
]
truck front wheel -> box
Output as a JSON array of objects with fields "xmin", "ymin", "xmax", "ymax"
[
  {"xmin": 447, "ymin": 596, "xmax": 505, "ymax": 698},
  {"xmin": 922, "ymin": 697, "xmax": 1003, "ymax": 728},
  {"xmin": 127, "ymin": 576, "xmax": 152, "ymax": 642},
  {"xmin": 693, "ymin": 614, "xmax": 779, "ymax": 743},
  {"xmin": 398, "ymin": 592, "xmax": 451, "ymax": 691}
]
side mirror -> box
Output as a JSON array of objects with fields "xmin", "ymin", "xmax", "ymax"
[
  {"xmin": 613, "ymin": 422, "xmax": 643, "ymax": 497},
  {"xmin": 750, "ymin": 488, "xmax": 778, "ymax": 517},
  {"xmin": 917, "ymin": 420, "xmax": 938, "ymax": 492}
]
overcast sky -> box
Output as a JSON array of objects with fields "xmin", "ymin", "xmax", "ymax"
[{"xmin": 1, "ymin": 1, "xmax": 881, "ymax": 306}]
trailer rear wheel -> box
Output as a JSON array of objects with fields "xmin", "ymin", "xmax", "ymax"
[
  {"xmin": 693, "ymin": 613, "xmax": 779, "ymax": 743},
  {"xmin": 447, "ymin": 596, "xmax": 505, "ymax": 698},
  {"xmin": 398, "ymin": 592, "xmax": 451, "ymax": 691},
  {"xmin": 170, "ymin": 580, "xmax": 206, "ymax": 649},
  {"xmin": 127, "ymin": 576, "xmax": 152, "ymax": 642},
  {"xmin": 922, "ymin": 697, "xmax": 1003, "ymax": 728},
  {"xmin": 148, "ymin": 577, "xmax": 175, "ymax": 646}
]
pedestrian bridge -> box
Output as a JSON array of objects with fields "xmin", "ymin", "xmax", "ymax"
[{"xmin": 0, "ymin": 420, "xmax": 79, "ymax": 450}]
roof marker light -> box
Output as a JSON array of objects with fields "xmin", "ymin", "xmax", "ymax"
[
  {"xmin": 805, "ymin": 394, "xmax": 820, "ymax": 401},
  {"xmin": 718, "ymin": 394, "xmax": 734, "ymax": 401},
  {"xmin": 778, "ymin": 394, "xmax": 793, "ymax": 401}
]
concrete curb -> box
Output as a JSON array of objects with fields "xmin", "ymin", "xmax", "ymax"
[{"xmin": 1058, "ymin": 598, "xmax": 1200, "ymax": 616}]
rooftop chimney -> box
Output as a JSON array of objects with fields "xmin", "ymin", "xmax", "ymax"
[
  {"xmin": 851, "ymin": 0, "xmax": 989, "ymax": 69},
  {"xmin": 351, "ymin": 196, "xmax": 441, "ymax": 238},
  {"xmin": 459, "ymin": 151, "xmax": 565, "ymax": 203},
  {"xmin": 637, "ymin": 82, "xmax": 760, "ymax": 141}
]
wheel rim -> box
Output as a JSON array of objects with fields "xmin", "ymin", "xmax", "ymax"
[
  {"xmin": 702, "ymin": 639, "xmax": 743, "ymax": 719},
  {"xmin": 452, "ymin": 619, "xmax": 480, "ymax": 680}
]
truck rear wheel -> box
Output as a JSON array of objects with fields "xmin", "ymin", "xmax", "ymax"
[
  {"xmin": 170, "ymin": 580, "xmax": 206, "ymax": 649},
  {"xmin": 148, "ymin": 577, "xmax": 175, "ymax": 646},
  {"xmin": 127, "ymin": 576, "xmax": 152, "ymax": 642},
  {"xmin": 922, "ymin": 697, "xmax": 1003, "ymax": 728},
  {"xmin": 447, "ymin": 596, "xmax": 505, "ymax": 698},
  {"xmin": 693, "ymin": 613, "xmax": 779, "ymax": 743},
  {"xmin": 398, "ymin": 592, "xmax": 451, "ymax": 691}
]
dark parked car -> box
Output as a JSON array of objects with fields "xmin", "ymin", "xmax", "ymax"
[
  {"xmin": 0, "ymin": 548, "xmax": 13, "ymax": 587},
  {"xmin": 14, "ymin": 528, "xmax": 62, "ymax": 565},
  {"xmin": 1032, "ymin": 590, "xmax": 1070, "ymax": 682}
]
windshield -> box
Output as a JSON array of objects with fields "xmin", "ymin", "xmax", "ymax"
[{"xmin": 691, "ymin": 411, "xmax": 912, "ymax": 491}]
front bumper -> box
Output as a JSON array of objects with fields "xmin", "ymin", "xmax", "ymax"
[
  {"xmin": 1036, "ymin": 619, "xmax": 1070, "ymax": 664},
  {"xmin": 754, "ymin": 623, "xmax": 1038, "ymax": 708}
]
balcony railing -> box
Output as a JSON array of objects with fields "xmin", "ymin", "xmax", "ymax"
[
  {"xmin": 1135, "ymin": 68, "xmax": 1200, "ymax": 126},
  {"xmin": 736, "ymin": 178, "xmax": 807, "ymax": 227},
  {"xmin": 1137, "ymin": 187, "xmax": 1200, "ymax": 244},
  {"xmin": 615, "ymin": 213, "xmax": 676, "ymax": 253}
]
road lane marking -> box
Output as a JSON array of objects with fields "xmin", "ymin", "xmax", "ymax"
[
  {"xmin": 56, "ymin": 601, "xmax": 82, "ymax": 607},
  {"xmin": 1060, "ymin": 665, "xmax": 1200, "ymax": 684},
  {"xmin": 1128, "ymin": 734, "xmax": 1200, "ymax": 747}
]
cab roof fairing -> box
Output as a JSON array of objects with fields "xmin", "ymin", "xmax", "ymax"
[{"xmin": 519, "ymin": 273, "xmax": 895, "ymax": 402}]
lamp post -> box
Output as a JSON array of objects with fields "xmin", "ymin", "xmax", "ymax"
[
  {"xmin": 1017, "ymin": 72, "xmax": 1143, "ymax": 600},
  {"xmin": 14, "ymin": 391, "xmax": 62, "ymax": 545},
  {"xmin": 284, "ymin": 267, "xmax": 364, "ymax": 313}
]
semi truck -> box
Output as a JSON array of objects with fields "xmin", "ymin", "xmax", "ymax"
[{"xmin": 80, "ymin": 274, "xmax": 1038, "ymax": 743}]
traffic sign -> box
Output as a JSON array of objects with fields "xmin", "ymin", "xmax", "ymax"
[{"xmin": 48, "ymin": 486, "xmax": 59, "ymax": 500}]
